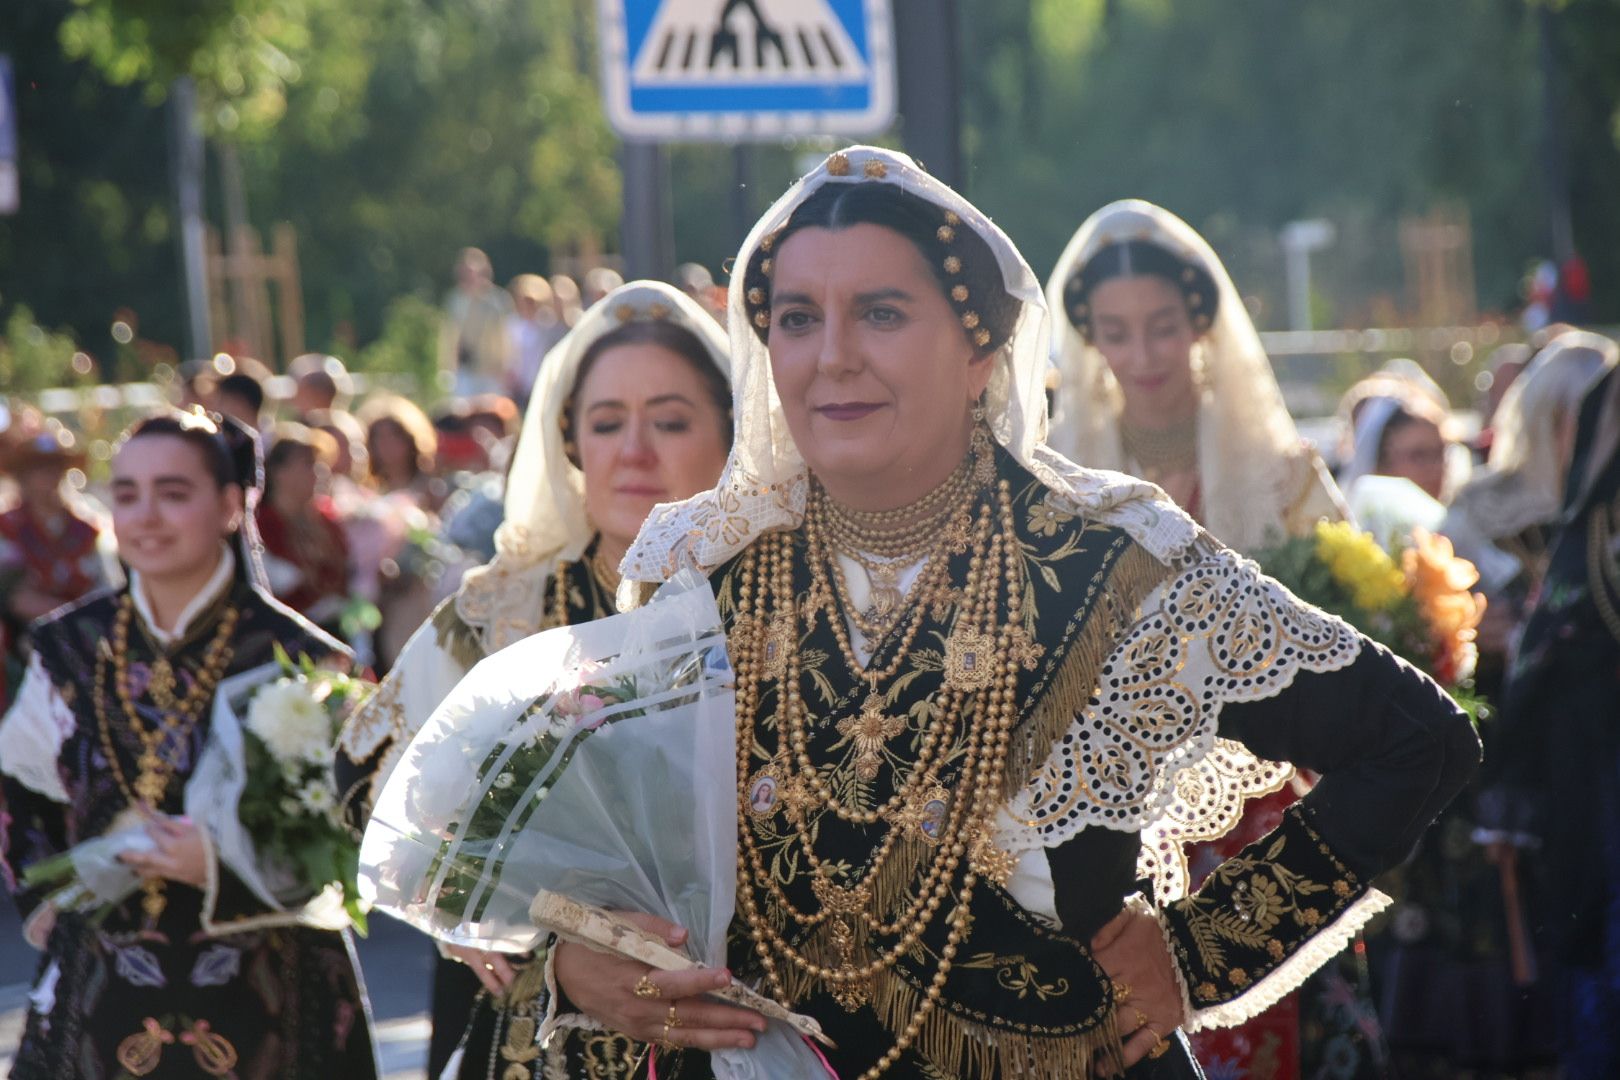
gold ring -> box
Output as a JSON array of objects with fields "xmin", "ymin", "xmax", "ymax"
[
  {"xmin": 1132, "ymin": 1008, "xmax": 1150, "ymax": 1031},
  {"xmin": 633, "ymin": 974, "xmax": 662, "ymax": 999},
  {"xmin": 1149, "ymin": 1037, "xmax": 1172, "ymax": 1060},
  {"xmin": 666, "ymin": 1004, "xmax": 681, "ymax": 1029},
  {"xmin": 1111, "ymin": 979, "xmax": 1132, "ymax": 1003}
]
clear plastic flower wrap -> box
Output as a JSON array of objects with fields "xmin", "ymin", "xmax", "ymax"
[{"xmin": 359, "ymin": 570, "xmax": 832, "ymax": 1077}]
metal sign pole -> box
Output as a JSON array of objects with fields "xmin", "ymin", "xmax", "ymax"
[
  {"xmin": 170, "ymin": 77, "xmax": 211, "ymax": 360},
  {"xmin": 620, "ymin": 140, "xmax": 675, "ymax": 281},
  {"xmin": 893, "ymin": 0, "xmax": 959, "ymax": 189}
]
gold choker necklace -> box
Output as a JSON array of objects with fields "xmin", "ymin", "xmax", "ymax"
[{"xmin": 1121, "ymin": 417, "xmax": 1198, "ymax": 478}]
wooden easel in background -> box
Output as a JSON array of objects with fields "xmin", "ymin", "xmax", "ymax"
[{"xmin": 204, "ymin": 223, "xmax": 304, "ymax": 368}]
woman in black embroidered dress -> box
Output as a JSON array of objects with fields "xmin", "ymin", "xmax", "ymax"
[
  {"xmin": 523, "ymin": 147, "xmax": 1480, "ymax": 1080},
  {"xmin": 0, "ymin": 410, "xmax": 377, "ymax": 1079},
  {"xmin": 334, "ymin": 282, "xmax": 733, "ymax": 1080}
]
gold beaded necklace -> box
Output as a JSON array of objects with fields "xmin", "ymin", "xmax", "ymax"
[
  {"xmin": 733, "ymin": 462, "xmax": 1028, "ymax": 1079},
  {"xmin": 812, "ymin": 427, "xmax": 991, "ymax": 645},
  {"xmin": 94, "ymin": 593, "xmax": 238, "ymax": 920}
]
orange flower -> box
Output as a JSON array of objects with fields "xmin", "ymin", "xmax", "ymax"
[{"xmin": 1403, "ymin": 528, "xmax": 1486, "ymax": 683}]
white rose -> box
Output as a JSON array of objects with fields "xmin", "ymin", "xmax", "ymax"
[
  {"xmin": 303, "ymin": 742, "xmax": 336, "ymax": 768},
  {"xmin": 245, "ymin": 679, "xmax": 333, "ymax": 765},
  {"xmin": 493, "ymin": 771, "xmax": 515, "ymax": 790}
]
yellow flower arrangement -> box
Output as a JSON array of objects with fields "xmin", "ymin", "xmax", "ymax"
[{"xmin": 1313, "ymin": 520, "xmax": 1407, "ymax": 612}]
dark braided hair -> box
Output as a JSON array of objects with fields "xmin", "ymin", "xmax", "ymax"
[
  {"xmin": 739, "ymin": 178, "xmax": 1020, "ymax": 355},
  {"xmin": 1062, "ymin": 240, "xmax": 1219, "ymax": 342}
]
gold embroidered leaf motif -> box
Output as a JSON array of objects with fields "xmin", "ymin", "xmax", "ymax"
[
  {"xmin": 1225, "ymin": 610, "xmax": 1269, "ymax": 664},
  {"xmin": 1175, "ymin": 769, "xmax": 1208, "ymax": 805},
  {"xmin": 1122, "ymin": 631, "xmax": 1173, "ymax": 675},
  {"xmin": 960, "ymin": 953, "xmax": 1072, "ymax": 1001},
  {"xmin": 1230, "ymin": 875, "xmax": 1285, "ymax": 931},
  {"xmin": 1091, "ymin": 744, "xmax": 1136, "ymax": 793},
  {"xmin": 1176, "ymin": 576, "xmax": 1221, "ymax": 624}
]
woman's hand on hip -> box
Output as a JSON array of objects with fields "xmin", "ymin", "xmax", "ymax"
[
  {"xmin": 553, "ymin": 912, "xmax": 767, "ymax": 1052},
  {"xmin": 1091, "ymin": 906, "xmax": 1188, "ymax": 1070}
]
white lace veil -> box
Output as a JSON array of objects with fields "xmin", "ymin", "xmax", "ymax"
[
  {"xmin": 1044, "ymin": 200, "xmax": 1308, "ymax": 553},
  {"xmin": 623, "ymin": 147, "xmax": 1193, "ymax": 585}
]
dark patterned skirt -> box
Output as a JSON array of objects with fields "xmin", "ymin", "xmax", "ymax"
[{"xmin": 11, "ymin": 909, "xmax": 378, "ymax": 1079}]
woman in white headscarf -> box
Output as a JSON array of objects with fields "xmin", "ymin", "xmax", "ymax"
[
  {"xmin": 532, "ymin": 147, "xmax": 1476, "ymax": 1080},
  {"xmin": 1046, "ymin": 200, "xmax": 1345, "ymax": 554},
  {"xmin": 334, "ymin": 281, "xmax": 733, "ymax": 1080},
  {"xmin": 1048, "ymin": 202, "xmax": 1375, "ymax": 1079},
  {"xmin": 1445, "ymin": 330, "xmax": 1619, "ymax": 600}
]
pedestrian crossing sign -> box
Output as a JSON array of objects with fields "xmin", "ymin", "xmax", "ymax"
[{"xmin": 598, "ymin": 0, "xmax": 897, "ymax": 141}]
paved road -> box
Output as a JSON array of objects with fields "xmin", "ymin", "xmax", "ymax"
[{"xmin": 1, "ymin": 901, "xmax": 438, "ymax": 1079}]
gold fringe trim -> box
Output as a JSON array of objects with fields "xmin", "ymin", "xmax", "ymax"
[
  {"xmin": 778, "ymin": 924, "xmax": 1125, "ymax": 1079},
  {"xmin": 870, "ymin": 967, "xmax": 1125, "ymax": 1080},
  {"xmin": 1003, "ymin": 541, "xmax": 1170, "ymax": 799},
  {"xmin": 432, "ymin": 595, "xmax": 487, "ymax": 671}
]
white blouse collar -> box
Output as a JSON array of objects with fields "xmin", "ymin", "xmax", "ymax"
[{"xmin": 130, "ymin": 544, "xmax": 236, "ymax": 646}]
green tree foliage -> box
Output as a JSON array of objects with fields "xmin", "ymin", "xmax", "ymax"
[
  {"xmin": 0, "ymin": 1, "xmax": 186, "ymax": 366},
  {"xmin": 4, "ymin": 0, "xmax": 619, "ymax": 363},
  {"xmin": 240, "ymin": 0, "xmax": 620, "ymax": 349},
  {"xmin": 959, "ymin": 0, "xmax": 1565, "ymax": 325},
  {"xmin": 0, "ymin": 304, "xmax": 87, "ymax": 395}
]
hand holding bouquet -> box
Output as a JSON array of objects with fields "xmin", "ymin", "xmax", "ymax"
[
  {"xmin": 22, "ymin": 650, "xmax": 367, "ymax": 943},
  {"xmin": 361, "ymin": 570, "xmax": 832, "ymax": 1077}
]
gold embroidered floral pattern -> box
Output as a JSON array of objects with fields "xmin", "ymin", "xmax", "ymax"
[
  {"xmin": 1162, "ymin": 805, "xmax": 1364, "ymax": 1007},
  {"xmin": 1027, "ymin": 494, "xmax": 1075, "ymax": 537}
]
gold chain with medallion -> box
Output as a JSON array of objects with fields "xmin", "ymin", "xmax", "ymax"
[
  {"xmin": 731, "ymin": 435, "xmax": 1031, "ymax": 1079},
  {"xmin": 94, "ymin": 594, "xmax": 238, "ymax": 920}
]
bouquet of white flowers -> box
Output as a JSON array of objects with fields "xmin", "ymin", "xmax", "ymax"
[
  {"xmin": 234, "ymin": 647, "xmax": 368, "ymax": 931},
  {"xmin": 360, "ymin": 570, "xmax": 832, "ymax": 1079},
  {"xmin": 21, "ymin": 650, "xmax": 366, "ymax": 944}
]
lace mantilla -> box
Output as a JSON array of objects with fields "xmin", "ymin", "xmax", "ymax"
[
  {"xmin": 998, "ymin": 538, "xmax": 1361, "ymax": 878},
  {"xmin": 455, "ymin": 549, "xmax": 556, "ymax": 653}
]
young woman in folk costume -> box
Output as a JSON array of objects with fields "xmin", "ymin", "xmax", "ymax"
[
  {"xmin": 1047, "ymin": 202, "xmax": 1376, "ymax": 1077},
  {"xmin": 527, "ymin": 147, "xmax": 1477, "ymax": 1079},
  {"xmin": 334, "ymin": 281, "xmax": 734, "ymax": 1080},
  {"xmin": 1045, "ymin": 199, "xmax": 1346, "ymax": 552},
  {"xmin": 0, "ymin": 410, "xmax": 377, "ymax": 1079}
]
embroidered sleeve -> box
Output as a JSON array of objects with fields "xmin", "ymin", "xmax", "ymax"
[
  {"xmin": 1160, "ymin": 804, "xmax": 1390, "ymax": 1032},
  {"xmin": 999, "ymin": 539, "xmax": 1360, "ymax": 864},
  {"xmin": 0, "ymin": 654, "xmax": 76, "ymax": 803},
  {"xmin": 335, "ymin": 602, "xmax": 476, "ymax": 832}
]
